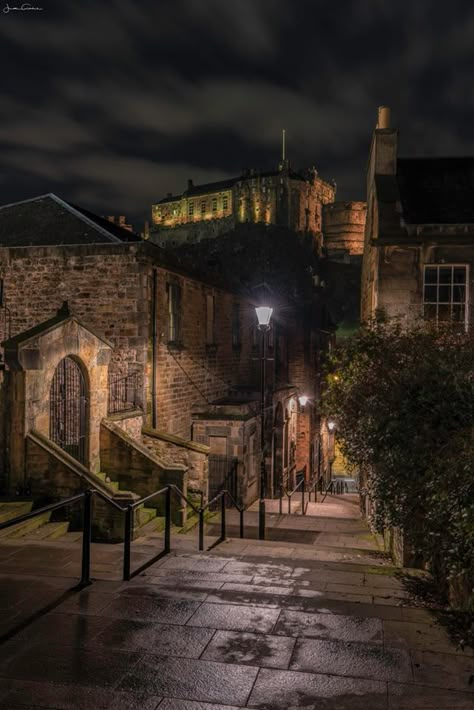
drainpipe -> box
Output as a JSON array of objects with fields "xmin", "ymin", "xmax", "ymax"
[{"xmin": 152, "ymin": 269, "xmax": 158, "ymax": 429}]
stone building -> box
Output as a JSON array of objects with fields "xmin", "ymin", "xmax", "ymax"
[
  {"xmin": 362, "ymin": 106, "xmax": 473, "ymax": 330},
  {"xmin": 151, "ymin": 161, "xmax": 336, "ymax": 249},
  {"xmin": 0, "ymin": 193, "xmax": 275, "ymax": 526}
]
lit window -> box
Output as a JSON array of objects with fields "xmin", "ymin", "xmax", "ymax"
[
  {"xmin": 423, "ymin": 265, "xmax": 468, "ymax": 327},
  {"xmin": 188, "ymin": 201, "xmax": 194, "ymax": 217},
  {"xmin": 223, "ymin": 195, "xmax": 229, "ymax": 210},
  {"xmin": 206, "ymin": 294, "xmax": 215, "ymax": 344},
  {"xmin": 167, "ymin": 283, "xmax": 181, "ymax": 342}
]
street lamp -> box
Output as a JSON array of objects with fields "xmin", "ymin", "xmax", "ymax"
[
  {"xmin": 327, "ymin": 419, "xmax": 336, "ymax": 432},
  {"xmin": 256, "ymin": 305, "xmax": 273, "ymax": 540},
  {"xmin": 298, "ymin": 394, "xmax": 309, "ymax": 407}
]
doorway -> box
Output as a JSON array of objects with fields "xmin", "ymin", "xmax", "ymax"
[{"xmin": 49, "ymin": 356, "xmax": 87, "ymax": 464}]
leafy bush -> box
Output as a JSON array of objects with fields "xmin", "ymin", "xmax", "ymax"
[{"xmin": 322, "ymin": 320, "xmax": 474, "ymax": 608}]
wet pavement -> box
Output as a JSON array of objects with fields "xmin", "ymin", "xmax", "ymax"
[{"xmin": 0, "ymin": 496, "xmax": 473, "ymax": 708}]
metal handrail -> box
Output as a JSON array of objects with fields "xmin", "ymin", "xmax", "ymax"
[
  {"xmin": 123, "ymin": 483, "xmax": 204, "ymax": 580},
  {"xmin": 279, "ymin": 477, "xmax": 306, "ymax": 515},
  {"xmin": 0, "ymin": 490, "xmax": 94, "ymax": 589},
  {"xmin": 198, "ymin": 488, "xmax": 245, "ymax": 551}
]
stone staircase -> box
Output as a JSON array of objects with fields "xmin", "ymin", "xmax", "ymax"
[{"xmin": 0, "ymin": 470, "xmax": 165, "ymax": 543}]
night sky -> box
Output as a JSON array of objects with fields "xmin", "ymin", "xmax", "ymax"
[{"xmin": 1, "ymin": 0, "xmax": 474, "ymax": 229}]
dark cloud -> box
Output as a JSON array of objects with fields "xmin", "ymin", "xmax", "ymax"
[{"xmin": 1, "ymin": 0, "xmax": 474, "ymax": 227}]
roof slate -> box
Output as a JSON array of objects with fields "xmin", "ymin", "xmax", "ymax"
[
  {"xmin": 397, "ymin": 157, "xmax": 474, "ymax": 224},
  {"xmin": 0, "ymin": 194, "xmax": 142, "ymax": 247}
]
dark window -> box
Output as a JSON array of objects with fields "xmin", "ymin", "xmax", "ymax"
[
  {"xmin": 168, "ymin": 283, "xmax": 181, "ymax": 342},
  {"xmin": 212, "ymin": 197, "xmax": 217, "ymax": 212},
  {"xmin": 232, "ymin": 303, "xmax": 241, "ymax": 348},
  {"xmin": 423, "ymin": 265, "xmax": 468, "ymax": 327},
  {"xmin": 223, "ymin": 195, "xmax": 229, "ymax": 210},
  {"xmin": 188, "ymin": 201, "xmax": 194, "ymax": 217},
  {"xmin": 201, "ymin": 201, "xmax": 206, "ymax": 215}
]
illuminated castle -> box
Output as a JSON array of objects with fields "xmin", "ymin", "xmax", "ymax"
[{"xmin": 151, "ymin": 159, "xmax": 336, "ymax": 247}]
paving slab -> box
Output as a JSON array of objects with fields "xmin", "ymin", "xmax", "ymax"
[
  {"xmin": 0, "ymin": 641, "xmax": 141, "ymax": 688},
  {"xmin": 98, "ymin": 595, "xmax": 201, "ymax": 624},
  {"xmin": 118, "ymin": 655, "xmax": 258, "ymax": 706},
  {"xmin": 274, "ymin": 609, "xmax": 383, "ymax": 644},
  {"xmin": 202, "ymin": 630, "xmax": 296, "ymax": 669},
  {"xmin": 411, "ymin": 649, "xmax": 474, "ymax": 692},
  {"xmin": 0, "ymin": 678, "xmax": 161, "ymax": 710},
  {"xmin": 187, "ymin": 602, "xmax": 280, "ymax": 634},
  {"xmin": 291, "ymin": 637, "xmax": 412, "ymax": 682},
  {"xmin": 158, "ymin": 701, "xmax": 240, "ymax": 710},
  {"xmin": 388, "ymin": 681, "xmax": 474, "ymax": 709},
  {"xmin": 247, "ymin": 667, "xmax": 388, "ymax": 709}
]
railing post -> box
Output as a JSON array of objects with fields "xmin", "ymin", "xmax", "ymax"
[
  {"xmin": 123, "ymin": 504, "xmax": 133, "ymax": 582},
  {"xmin": 239, "ymin": 508, "xmax": 244, "ymax": 539},
  {"xmin": 199, "ymin": 508, "xmax": 204, "ymax": 551},
  {"xmin": 288, "ymin": 493, "xmax": 291, "ymax": 515},
  {"xmin": 164, "ymin": 486, "xmax": 171, "ymax": 553},
  {"xmin": 302, "ymin": 481, "xmax": 305, "ymax": 515},
  {"xmin": 80, "ymin": 489, "xmax": 93, "ymax": 588},
  {"xmin": 279, "ymin": 485, "xmax": 283, "ymax": 515},
  {"xmin": 220, "ymin": 493, "xmax": 226, "ymax": 541}
]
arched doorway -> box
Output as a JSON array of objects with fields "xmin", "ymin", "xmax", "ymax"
[{"xmin": 50, "ymin": 356, "xmax": 87, "ymax": 464}]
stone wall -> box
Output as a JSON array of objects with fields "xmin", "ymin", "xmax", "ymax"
[
  {"xmin": 142, "ymin": 428, "xmax": 209, "ymax": 496},
  {"xmin": 100, "ymin": 419, "xmax": 187, "ymax": 523},
  {"xmin": 108, "ymin": 410, "xmax": 145, "ymax": 440},
  {"xmin": 25, "ymin": 431, "xmax": 131, "ymax": 542},
  {"xmin": 152, "ymin": 268, "xmax": 255, "ymax": 438},
  {"xmin": 323, "ymin": 201, "xmax": 367, "ymax": 257}
]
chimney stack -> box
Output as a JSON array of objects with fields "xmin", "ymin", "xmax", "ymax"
[
  {"xmin": 187, "ymin": 179, "xmax": 194, "ymax": 190},
  {"xmin": 377, "ymin": 106, "xmax": 391, "ymax": 129}
]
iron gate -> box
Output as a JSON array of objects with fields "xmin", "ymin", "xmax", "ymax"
[
  {"xmin": 50, "ymin": 356, "xmax": 87, "ymax": 464},
  {"xmin": 208, "ymin": 455, "xmax": 238, "ymax": 508}
]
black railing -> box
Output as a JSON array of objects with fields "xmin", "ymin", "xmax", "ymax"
[
  {"xmin": 108, "ymin": 371, "xmax": 140, "ymax": 414},
  {"xmin": 0, "ymin": 483, "xmax": 253, "ymax": 584},
  {"xmin": 279, "ymin": 475, "xmax": 306, "ymax": 515},
  {"xmin": 198, "ymin": 489, "xmax": 245, "ymax": 551},
  {"xmin": 0, "ymin": 491, "xmax": 94, "ymax": 588}
]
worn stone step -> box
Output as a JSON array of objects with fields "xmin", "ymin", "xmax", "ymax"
[
  {"xmin": 0, "ymin": 511, "xmax": 51, "ymax": 538},
  {"xmin": 22, "ymin": 521, "xmax": 70, "ymax": 540},
  {"xmin": 0, "ymin": 501, "xmax": 33, "ymax": 525},
  {"xmin": 136, "ymin": 506, "xmax": 157, "ymax": 528}
]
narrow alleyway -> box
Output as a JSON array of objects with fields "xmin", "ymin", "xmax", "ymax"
[{"xmin": 0, "ymin": 495, "xmax": 472, "ymax": 708}]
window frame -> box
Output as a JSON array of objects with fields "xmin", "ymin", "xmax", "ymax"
[
  {"xmin": 423, "ymin": 264, "xmax": 469, "ymax": 330},
  {"xmin": 167, "ymin": 282, "xmax": 182, "ymax": 344}
]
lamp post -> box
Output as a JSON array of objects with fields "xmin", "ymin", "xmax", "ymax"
[
  {"xmin": 327, "ymin": 418, "xmax": 336, "ymax": 483},
  {"xmin": 255, "ymin": 306, "xmax": 273, "ymax": 540}
]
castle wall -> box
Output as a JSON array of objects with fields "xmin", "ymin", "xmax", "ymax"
[{"xmin": 323, "ymin": 201, "xmax": 367, "ymax": 258}]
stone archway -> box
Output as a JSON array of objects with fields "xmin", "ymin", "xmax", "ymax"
[{"xmin": 50, "ymin": 356, "xmax": 88, "ymax": 464}]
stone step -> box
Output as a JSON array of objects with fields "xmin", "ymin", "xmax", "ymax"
[
  {"xmin": 136, "ymin": 506, "xmax": 157, "ymax": 528},
  {"xmin": 22, "ymin": 521, "xmax": 70, "ymax": 541},
  {"xmin": 0, "ymin": 500, "xmax": 33, "ymax": 525},
  {"xmin": 0, "ymin": 511, "xmax": 51, "ymax": 538}
]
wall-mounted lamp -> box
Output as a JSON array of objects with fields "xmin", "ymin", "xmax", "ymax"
[{"xmin": 327, "ymin": 419, "xmax": 336, "ymax": 432}]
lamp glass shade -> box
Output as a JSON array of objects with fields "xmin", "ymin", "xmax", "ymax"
[
  {"xmin": 298, "ymin": 395, "xmax": 309, "ymax": 406},
  {"xmin": 327, "ymin": 419, "xmax": 336, "ymax": 431},
  {"xmin": 255, "ymin": 306, "xmax": 273, "ymax": 327}
]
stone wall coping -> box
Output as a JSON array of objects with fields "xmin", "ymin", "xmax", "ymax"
[
  {"xmin": 102, "ymin": 418, "xmax": 188, "ymax": 472},
  {"xmin": 142, "ymin": 427, "xmax": 210, "ymax": 454},
  {"xmin": 27, "ymin": 429, "xmax": 136, "ymax": 503},
  {"xmin": 108, "ymin": 408, "xmax": 145, "ymax": 423}
]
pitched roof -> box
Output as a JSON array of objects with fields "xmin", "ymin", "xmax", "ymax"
[
  {"xmin": 0, "ymin": 194, "xmax": 142, "ymax": 247},
  {"xmin": 397, "ymin": 157, "xmax": 474, "ymax": 224}
]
